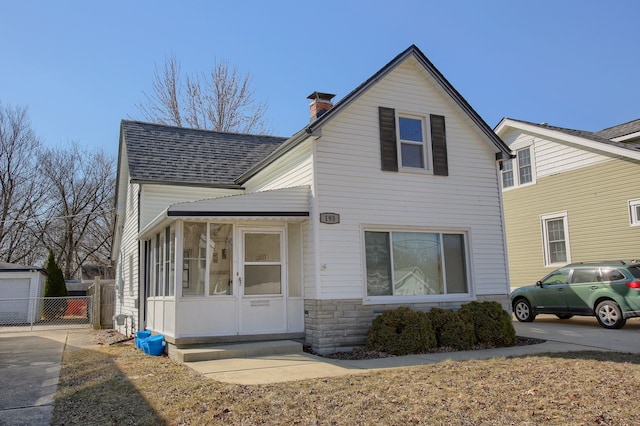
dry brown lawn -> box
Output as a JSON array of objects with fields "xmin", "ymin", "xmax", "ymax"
[{"xmin": 51, "ymin": 340, "xmax": 640, "ymax": 425}]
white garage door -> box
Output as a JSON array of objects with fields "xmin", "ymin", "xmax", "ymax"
[{"xmin": 0, "ymin": 278, "xmax": 31, "ymax": 324}]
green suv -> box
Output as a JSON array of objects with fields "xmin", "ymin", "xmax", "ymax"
[{"xmin": 511, "ymin": 261, "xmax": 640, "ymax": 329}]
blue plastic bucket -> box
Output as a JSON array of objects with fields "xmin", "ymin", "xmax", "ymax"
[
  {"xmin": 143, "ymin": 334, "xmax": 165, "ymax": 356},
  {"xmin": 135, "ymin": 331, "xmax": 152, "ymax": 350}
]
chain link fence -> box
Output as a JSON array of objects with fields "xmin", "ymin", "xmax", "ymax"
[{"xmin": 0, "ymin": 296, "xmax": 93, "ymax": 330}]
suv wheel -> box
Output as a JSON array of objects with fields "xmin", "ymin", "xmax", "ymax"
[
  {"xmin": 513, "ymin": 298, "xmax": 536, "ymax": 322},
  {"xmin": 595, "ymin": 300, "xmax": 626, "ymax": 329}
]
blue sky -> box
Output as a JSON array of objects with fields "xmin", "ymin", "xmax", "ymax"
[{"xmin": 1, "ymin": 0, "xmax": 638, "ymax": 157}]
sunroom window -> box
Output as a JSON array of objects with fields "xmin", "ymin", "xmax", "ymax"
[
  {"xmin": 182, "ymin": 222, "xmax": 233, "ymax": 296},
  {"xmin": 364, "ymin": 230, "xmax": 468, "ymax": 297}
]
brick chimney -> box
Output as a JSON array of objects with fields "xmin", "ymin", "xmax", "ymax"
[{"xmin": 307, "ymin": 92, "xmax": 336, "ymax": 122}]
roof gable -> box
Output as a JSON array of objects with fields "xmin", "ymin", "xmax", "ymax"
[
  {"xmin": 120, "ymin": 121, "xmax": 287, "ymax": 187},
  {"xmin": 495, "ymin": 118, "xmax": 640, "ymax": 161},
  {"xmin": 237, "ymin": 45, "xmax": 511, "ymax": 183},
  {"xmin": 307, "ymin": 45, "xmax": 510, "ymax": 155}
]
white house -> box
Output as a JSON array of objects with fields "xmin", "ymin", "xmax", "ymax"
[{"xmin": 112, "ymin": 45, "xmax": 512, "ymax": 354}]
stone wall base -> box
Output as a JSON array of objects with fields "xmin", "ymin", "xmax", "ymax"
[{"xmin": 304, "ymin": 294, "xmax": 510, "ymax": 355}]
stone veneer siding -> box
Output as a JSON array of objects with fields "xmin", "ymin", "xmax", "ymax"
[{"xmin": 304, "ymin": 295, "xmax": 510, "ymax": 355}]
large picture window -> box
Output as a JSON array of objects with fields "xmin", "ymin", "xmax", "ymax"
[{"xmin": 364, "ymin": 230, "xmax": 468, "ymax": 297}]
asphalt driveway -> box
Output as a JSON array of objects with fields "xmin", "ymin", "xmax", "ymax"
[
  {"xmin": 513, "ymin": 314, "xmax": 640, "ymax": 353},
  {"xmin": 0, "ymin": 331, "xmax": 66, "ymax": 426}
]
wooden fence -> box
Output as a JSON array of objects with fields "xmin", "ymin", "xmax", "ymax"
[{"xmin": 87, "ymin": 277, "xmax": 115, "ymax": 329}]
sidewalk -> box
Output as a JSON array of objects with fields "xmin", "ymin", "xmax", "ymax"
[{"xmin": 184, "ymin": 339, "xmax": 596, "ymax": 385}]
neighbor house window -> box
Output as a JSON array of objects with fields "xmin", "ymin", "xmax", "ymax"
[
  {"xmin": 364, "ymin": 230, "xmax": 468, "ymax": 297},
  {"xmin": 398, "ymin": 115, "xmax": 427, "ymax": 169},
  {"xmin": 517, "ymin": 147, "xmax": 532, "ymax": 184},
  {"xmin": 541, "ymin": 212, "xmax": 571, "ymax": 266},
  {"xmin": 502, "ymin": 160, "xmax": 514, "ymax": 188},
  {"xmin": 502, "ymin": 146, "xmax": 535, "ymax": 189},
  {"xmin": 629, "ymin": 199, "xmax": 640, "ymax": 226}
]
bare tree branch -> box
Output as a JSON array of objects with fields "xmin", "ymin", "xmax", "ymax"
[
  {"xmin": 0, "ymin": 103, "xmax": 47, "ymax": 265},
  {"xmin": 136, "ymin": 56, "xmax": 271, "ymax": 134}
]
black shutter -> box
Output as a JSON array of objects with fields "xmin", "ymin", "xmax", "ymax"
[
  {"xmin": 379, "ymin": 107, "xmax": 398, "ymax": 171},
  {"xmin": 430, "ymin": 114, "xmax": 448, "ymax": 176}
]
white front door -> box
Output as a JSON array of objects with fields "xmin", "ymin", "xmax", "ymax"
[{"xmin": 238, "ymin": 228, "xmax": 287, "ymax": 334}]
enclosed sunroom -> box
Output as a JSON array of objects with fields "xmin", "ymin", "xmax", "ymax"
[{"xmin": 137, "ymin": 186, "xmax": 309, "ymax": 345}]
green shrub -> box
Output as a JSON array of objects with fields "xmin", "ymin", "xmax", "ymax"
[
  {"xmin": 458, "ymin": 301, "xmax": 516, "ymax": 347},
  {"xmin": 44, "ymin": 249, "xmax": 67, "ymax": 297},
  {"xmin": 366, "ymin": 307, "xmax": 436, "ymax": 355},
  {"xmin": 427, "ymin": 308, "xmax": 476, "ymax": 350}
]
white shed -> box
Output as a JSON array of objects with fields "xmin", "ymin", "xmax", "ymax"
[{"xmin": 0, "ymin": 263, "xmax": 47, "ymax": 324}]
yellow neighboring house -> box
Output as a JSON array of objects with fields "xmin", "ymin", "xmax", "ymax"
[{"xmin": 494, "ymin": 118, "xmax": 640, "ymax": 288}]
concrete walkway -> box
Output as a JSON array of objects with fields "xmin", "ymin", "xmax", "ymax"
[
  {"xmin": 0, "ymin": 329, "xmax": 93, "ymax": 426},
  {"xmin": 185, "ymin": 339, "xmax": 593, "ymax": 385}
]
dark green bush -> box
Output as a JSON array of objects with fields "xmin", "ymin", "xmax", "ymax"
[
  {"xmin": 44, "ymin": 249, "xmax": 67, "ymax": 297},
  {"xmin": 458, "ymin": 301, "xmax": 516, "ymax": 347},
  {"xmin": 427, "ymin": 308, "xmax": 476, "ymax": 350},
  {"xmin": 366, "ymin": 307, "xmax": 436, "ymax": 355}
]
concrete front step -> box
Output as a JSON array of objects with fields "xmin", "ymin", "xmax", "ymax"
[{"xmin": 171, "ymin": 340, "xmax": 303, "ymax": 363}]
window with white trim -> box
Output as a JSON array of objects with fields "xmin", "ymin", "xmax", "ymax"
[
  {"xmin": 364, "ymin": 230, "xmax": 468, "ymax": 297},
  {"xmin": 541, "ymin": 212, "xmax": 571, "ymax": 266},
  {"xmin": 398, "ymin": 115, "xmax": 428, "ymax": 169},
  {"xmin": 629, "ymin": 199, "xmax": 640, "ymax": 226},
  {"xmin": 502, "ymin": 146, "xmax": 534, "ymax": 189}
]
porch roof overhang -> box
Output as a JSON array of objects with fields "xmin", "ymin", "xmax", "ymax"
[{"xmin": 138, "ymin": 185, "xmax": 310, "ymax": 240}]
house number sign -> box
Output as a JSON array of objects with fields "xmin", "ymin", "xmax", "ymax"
[{"xmin": 320, "ymin": 212, "xmax": 340, "ymax": 224}]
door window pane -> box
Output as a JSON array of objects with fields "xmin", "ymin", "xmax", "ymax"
[
  {"xmin": 245, "ymin": 233, "xmax": 280, "ymax": 262},
  {"xmin": 244, "ymin": 265, "xmax": 281, "ymax": 295},
  {"xmin": 244, "ymin": 232, "xmax": 281, "ymax": 296}
]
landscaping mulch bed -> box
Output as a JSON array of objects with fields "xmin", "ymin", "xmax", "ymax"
[{"xmin": 307, "ymin": 336, "xmax": 547, "ymax": 360}]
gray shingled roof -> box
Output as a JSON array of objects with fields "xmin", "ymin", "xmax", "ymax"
[
  {"xmin": 595, "ymin": 118, "xmax": 640, "ymax": 140},
  {"xmin": 507, "ymin": 118, "xmax": 640, "ymax": 154},
  {"xmin": 121, "ymin": 121, "xmax": 287, "ymax": 186}
]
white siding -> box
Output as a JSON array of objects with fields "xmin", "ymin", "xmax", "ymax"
[
  {"xmin": 244, "ymin": 141, "xmax": 313, "ymax": 192},
  {"xmin": 501, "ymin": 128, "xmax": 614, "ymax": 180},
  {"xmin": 168, "ymin": 186, "xmax": 309, "ymax": 214},
  {"xmin": 312, "ymin": 59, "xmax": 509, "ymax": 299},
  {"xmin": 140, "ymin": 185, "xmax": 241, "ymax": 228},
  {"xmin": 114, "ymin": 175, "xmax": 140, "ymax": 331}
]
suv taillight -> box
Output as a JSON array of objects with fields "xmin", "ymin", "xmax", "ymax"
[{"xmin": 626, "ymin": 281, "xmax": 640, "ymax": 289}]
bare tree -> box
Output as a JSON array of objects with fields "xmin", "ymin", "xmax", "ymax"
[
  {"xmin": 38, "ymin": 144, "xmax": 115, "ymax": 279},
  {"xmin": 137, "ymin": 55, "xmax": 271, "ymax": 134},
  {"xmin": 0, "ymin": 103, "xmax": 47, "ymax": 265}
]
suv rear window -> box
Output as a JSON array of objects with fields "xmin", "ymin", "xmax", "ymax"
[
  {"xmin": 601, "ymin": 269, "xmax": 626, "ymax": 281},
  {"xmin": 627, "ymin": 265, "xmax": 640, "ymax": 279}
]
